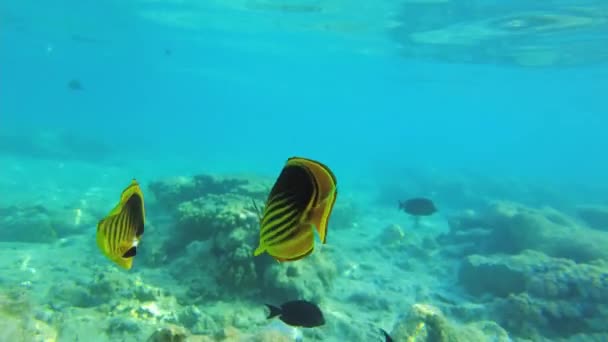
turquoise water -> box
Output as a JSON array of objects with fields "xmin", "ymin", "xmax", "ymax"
[{"xmin": 1, "ymin": 1, "xmax": 607, "ymax": 341}]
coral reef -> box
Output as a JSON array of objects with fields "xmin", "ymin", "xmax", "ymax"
[
  {"xmin": 263, "ymin": 253, "xmax": 337, "ymax": 303},
  {"xmin": 0, "ymin": 203, "xmax": 96, "ymax": 243},
  {"xmin": 435, "ymin": 200, "xmax": 608, "ymax": 340},
  {"xmin": 440, "ymin": 201, "xmax": 608, "ymax": 262},
  {"xmin": 149, "ymin": 172, "xmax": 338, "ymax": 304},
  {"xmin": 376, "ymin": 224, "xmax": 406, "ymax": 248},
  {"xmin": 0, "ymin": 289, "xmax": 58, "ymax": 341},
  {"xmin": 389, "ymin": 303, "xmax": 510, "ymax": 342},
  {"xmin": 148, "ymin": 174, "xmax": 270, "ymax": 214},
  {"xmin": 577, "ymin": 204, "xmax": 608, "ymax": 232},
  {"xmin": 459, "ymin": 251, "xmax": 608, "ymax": 339},
  {"xmin": 146, "ymin": 324, "xmax": 189, "ymax": 342}
]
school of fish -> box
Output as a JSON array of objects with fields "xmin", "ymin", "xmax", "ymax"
[{"xmin": 95, "ymin": 156, "xmax": 403, "ymax": 341}]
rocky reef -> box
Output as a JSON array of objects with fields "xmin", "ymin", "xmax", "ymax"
[
  {"xmin": 389, "ymin": 303, "xmax": 510, "ymax": 342},
  {"xmin": 437, "ymin": 200, "xmax": 608, "ymax": 340},
  {"xmin": 460, "ymin": 251, "xmax": 608, "ymax": 339},
  {"xmin": 0, "ymin": 204, "xmax": 95, "ymax": 243},
  {"xmin": 0, "ymin": 289, "xmax": 57, "ymax": 341},
  {"xmin": 441, "ymin": 201, "xmax": 608, "ymax": 262}
]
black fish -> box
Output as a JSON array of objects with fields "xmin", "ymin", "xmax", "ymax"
[
  {"xmin": 265, "ymin": 300, "xmax": 325, "ymax": 328},
  {"xmin": 380, "ymin": 328, "xmax": 393, "ymax": 342},
  {"xmin": 67, "ymin": 79, "xmax": 83, "ymax": 91},
  {"xmin": 398, "ymin": 197, "xmax": 437, "ymax": 216},
  {"xmin": 399, "ymin": 197, "xmax": 437, "ymax": 228}
]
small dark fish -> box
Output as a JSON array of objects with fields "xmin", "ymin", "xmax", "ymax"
[
  {"xmin": 398, "ymin": 197, "xmax": 437, "ymax": 216},
  {"xmin": 67, "ymin": 79, "xmax": 83, "ymax": 91},
  {"xmin": 380, "ymin": 328, "xmax": 393, "ymax": 342},
  {"xmin": 164, "ymin": 48, "xmax": 172, "ymax": 56},
  {"xmin": 265, "ymin": 300, "xmax": 325, "ymax": 328}
]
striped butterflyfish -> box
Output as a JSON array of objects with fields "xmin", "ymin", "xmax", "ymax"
[
  {"xmin": 96, "ymin": 179, "xmax": 145, "ymax": 270},
  {"xmin": 253, "ymin": 157, "xmax": 337, "ymax": 262}
]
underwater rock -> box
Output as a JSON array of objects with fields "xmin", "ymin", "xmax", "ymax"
[
  {"xmin": 48, "ymin": 281, "xmax": 98, "ymax": 308},
  {"xmin": 577, "ymin": 205, "xmax": 608, "ymax": 232},
  {"xmin": 166, "ymin": 192, "xmax": 258, "ymax": 257},
  {"xmin": 147, "ymin": 324, "xmax": 188, "ymax": 342},
  {"xmin": 148, "ymin": 174, "xmax": 270, "ymax": 214},
  {"xmin": 377, "ymin": 224, "xmax": 406, "ymax": 248},
  {"xmin": 0, "ymin": 205, "xmax": 57, "ymax": 243},
  {"xmin": 107, "ymin": 316, "xmax": 141, "ymax": 336},
  {"xmin": 391, "ymin": 303, "xmax": 452, "ymax": 341},
  {"xmin": 263, "ymin": 253, "xmax": 337, "ymax": 303},
  {"xmin": 391, "ymin": 303, "xmax": 511, "ymax": 342},
  {"xmin": 442, "ymin": 201, "xmax": 608, "ymax": 262},
  {"xmin": 459, "ymin": 251, "xmax": 608, "ymax": 339},
  {"xmin": 0, "ymin": 314, "xmax": 58, "ymax": 342},
  {"xmin": 459, "ymin": 255, "xmax": 526, "ymax": 298},
  {"xmin": 255, "ymin": 320, "xmax": 302, "ymax": 342},
  {"xmin": 0, "ymin": 291, "xmax": 58, "ymax": 341},
  {"xmin": 0, "ymin": 204, "xmax": 93, "ymax": 243},
  {"xmin": 178, "ymin": 305, "xmax": 219, "ymax": 335}
]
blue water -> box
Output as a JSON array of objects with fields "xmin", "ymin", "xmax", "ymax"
[
  {"xmin": 4, "ymin": 1, "xmax": 607, "ymax": 183},
  {"xmin": 1, "ymin": 0, "xmax": 608, "ymax": 341}
]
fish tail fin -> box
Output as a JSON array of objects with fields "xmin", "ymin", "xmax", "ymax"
[
  {"xmin": 265, "ymin": 304, "xmax": 282, "ymax": 319},
  {"xmin": 381, "ymin": 328, "xmax": 393, "ymax": 342}
]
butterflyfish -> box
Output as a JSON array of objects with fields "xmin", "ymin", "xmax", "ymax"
[
  {"xmin": 96, "ymin": 179, "xmax": 145, "ymax": 269},
  {"xmin": 254, "ymin": 157, "xmax": 337, "ymax": 262}
]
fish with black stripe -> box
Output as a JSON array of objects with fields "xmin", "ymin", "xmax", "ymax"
[
  {"xmin": 253, "ymin": 157, "xmax": 337, "ymax": 262},
  {"xmin": 96, "ymin": 179, "xmax": 145, "ymax": 269}
]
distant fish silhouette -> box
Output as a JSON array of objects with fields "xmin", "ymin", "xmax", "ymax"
[
  {"xmin": 164, "ymin": 48, "xmax": 172, "ymax": 56},
  {"xmin": 67, "ymin": 79, "xmax": 83, "ymax": 91},
  {"xmin": 398, "ymin": 197, "xmax": 437, "ymax": 227}
]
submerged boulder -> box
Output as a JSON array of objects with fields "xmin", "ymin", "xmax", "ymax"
[
  {"xmin": 577, "ymin": 205, "xmax": 608, "ymax": 232},
  {"xmin": 442, "ymin": 201, "xmax": 608, "ymax": 262},
  {"xmin": 389, "ymin": 303, "xmax": 510, "ymax": 342},
  {"xmin": 458, "ymin": 251, "xmax": 608, "ymax": 339}
]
